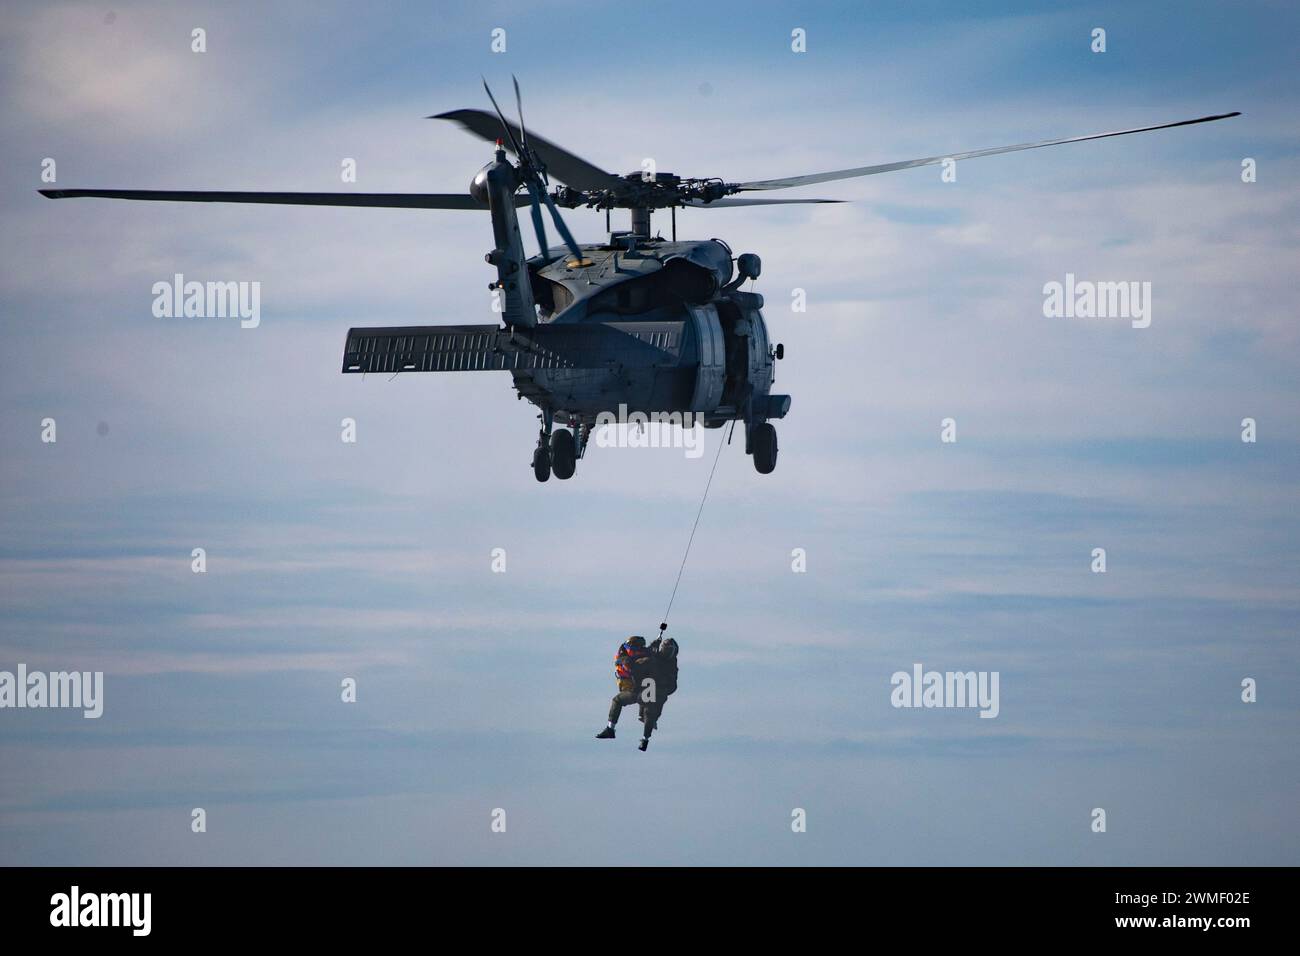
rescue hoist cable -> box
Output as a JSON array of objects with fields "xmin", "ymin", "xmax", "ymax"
[{"xmin": 660, "ymin": 424, "xmax": 728, "ymax": 634}]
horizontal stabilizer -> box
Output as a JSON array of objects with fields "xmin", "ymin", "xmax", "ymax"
[{"xmin": 342, "ymin": 321, "xmax": 685, "ymax": 374}]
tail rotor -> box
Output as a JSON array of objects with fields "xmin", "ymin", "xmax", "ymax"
[{"xmin": 482, "ymin": 76, "xmax": 582, "ymax": 261}]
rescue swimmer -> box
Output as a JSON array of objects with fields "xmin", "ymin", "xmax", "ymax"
[{"xmin": 596, "ymin": 629, "xmax": 679, "ymax": 751}]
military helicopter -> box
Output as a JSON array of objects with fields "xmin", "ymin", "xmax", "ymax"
[{"xmin": 40, "ymin": 80, "xmax": 1238, "ymax": 481}]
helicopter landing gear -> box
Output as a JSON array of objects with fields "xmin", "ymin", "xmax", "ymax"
[
  {"xmin": 551, "ymin": 428, "xmax": 577, "ymax": 480},
  {"xmin": 532, "ymin": 444, "xmax": 551, "ymax": 482},
  {"xmin": 751, "ymin": 421, "xmax": 778, "ymax": 475},
  {"xmin": 533, "ymin": 412, "xmax": 554, "ymax": 482}
]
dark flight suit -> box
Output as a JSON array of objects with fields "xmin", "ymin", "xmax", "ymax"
[{"xmin": 640, "ymin": 654, "xmax": 678, "ymax": 741}]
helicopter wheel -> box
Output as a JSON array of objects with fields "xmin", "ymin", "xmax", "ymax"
[
  {"xmin": 752, "ymin": 422, "xmax": 778, "ymax": 475},
  {"xmin": 532, "ymin": 445, "xmax": 552, "ymax": 482},
  {"xmin": 551, "ymin": 428, "xmax": 577, "ymax": 480}
]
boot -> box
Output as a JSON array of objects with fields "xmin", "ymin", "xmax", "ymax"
[
  {"xmin": 638, "ymin": 738, "xmax": 649, "ymax": 752},
  {"xmin": 596, "ymin": 727, "xmax": 615, "ymax": 739}
]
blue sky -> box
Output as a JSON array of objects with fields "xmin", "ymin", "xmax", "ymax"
[{"xmin": 0, "ymin": 0, "xmax": 1297, "ymax": 864}]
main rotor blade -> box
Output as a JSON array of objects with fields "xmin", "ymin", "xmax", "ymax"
[
  {"xmin": 38, "ymin": 188, "xmax": 523, "ymax": 209},
  {"xmin": 733, "ymin": 112, "xmax": 1242, "ymax": 191},
  {"xmin": 432, "ymin": 108, "xmax": 623, "ymax": 193},
  {"xmin": 682, "ymin": 197, "xmax": 844, "ymax": 207}
]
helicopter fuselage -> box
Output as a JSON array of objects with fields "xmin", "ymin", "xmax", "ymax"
[
  {"xmin": 519, "ymin": 236, "xmax": 784, "ymax": 430},
  {"xmin": 37, "ymin": 84, "xmax": 1239, "ymax": 482}
]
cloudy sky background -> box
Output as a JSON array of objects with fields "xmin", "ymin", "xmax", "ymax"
[{"xmin": 1, "ymin": 0, "xmax": 1297, "ymax": 864}]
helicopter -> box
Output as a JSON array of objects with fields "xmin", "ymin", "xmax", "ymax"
[{"xmin": 39, "ymin": 79, "xmax": 1238, "ymax": 481}]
